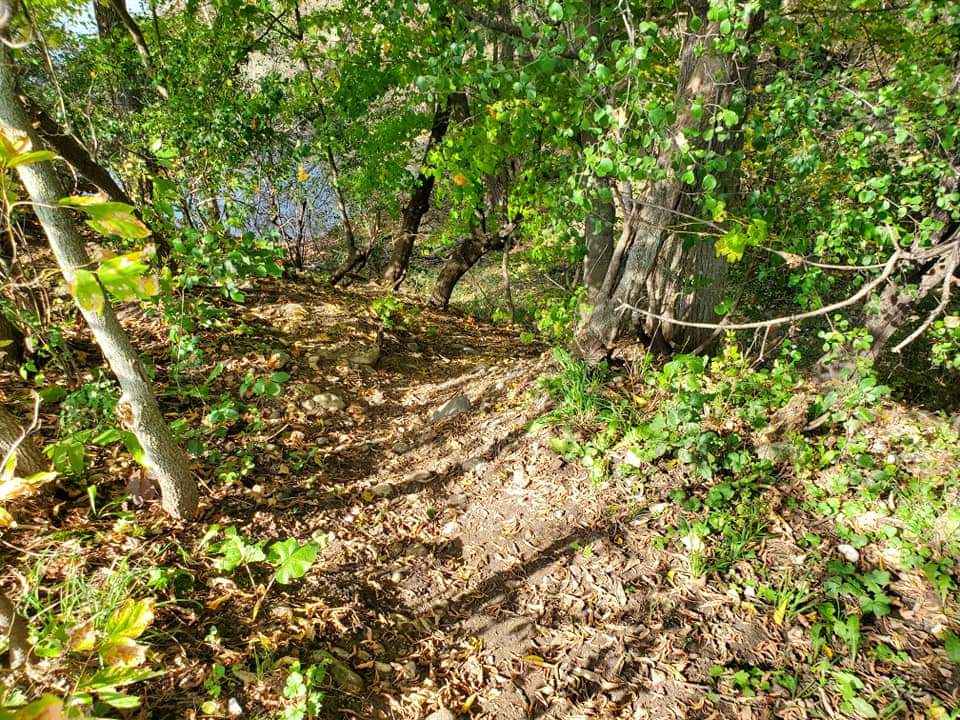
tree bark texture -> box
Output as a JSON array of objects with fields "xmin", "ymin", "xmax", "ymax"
[
  {"xmin": 0, "ymin": 405, "xmax": 46, "ymax": 477},
  {"xmin": 429, "ymin": 228, "xmax": 512, "ymax": 309},
  {"xmin": 0, "ymin": 45, "xmax": 198, "ymax": 519},
  {"xmin": 0, "ymin": 594, "xmax": 29, "ymax": 669},
  {"xmin": 0, "ymin": 314, "xmax": 24, "ymax": 369},
  {"xmin": 578, "ymin": 4, "xmax": 759, "ymax": 358},
  {"xmin": 382, "ymin": 97, "xmax": 463, "ymax": 289}
]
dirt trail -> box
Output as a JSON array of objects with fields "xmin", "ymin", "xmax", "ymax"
[
  {"xmin": 6, "ymin": 275, "xmax": 954, "ymax": 719},
  {"xmin": 200, "ymin": 277, "xmax": 754, "ymax": 720}
]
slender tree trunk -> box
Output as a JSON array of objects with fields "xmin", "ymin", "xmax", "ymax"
[
  {"xmin": 577, "ymin": 3, "xmax": 760, "ymax": 358},
  {"xmin": 383, "ymin": 97, "xmax": 463, "ymax": 289},
  {"xmin": 0, "ymin": 405, "xmax": 45, "ymax": 477},
  {"xmin": 0, "ymin": 45, "xmax": 198, "ymax": 519},
  {"xmin": 107, "ymin": 0, "xmax": 167, "ymax": 98},
  {"xmin": 429, "ymin": 229, "xmax": 511, "ymax": 309},
  {"xmin": 0, "ymin": 594, "xmax": 29, "ymax": 669},
  {"xmin": 23, "ymin": 96, "xmax": 133, "ymax": 205}
]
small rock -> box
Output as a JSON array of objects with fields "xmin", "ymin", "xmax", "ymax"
[
  {"xmin": 392, "ymin": 441, "xmax": 411, "ymax": 454},
  {"xmin": 426, "ymin": 710, "xmax": 456, "ymax": 720},
  {"xmin": 314, "ymin": 392, "xmax": 346, "ymax": 411},
  {"xmin": 311, "ymin": 651, "xmax": 365, "ymax": 694},
  {"xmin": 374, "ymin": 661, "xmax": 392, "ymax": 674},
  {"xmin": 281, "ymin": 303, "xmax": 307, "ymax": 321},
  {"xmin": 431, "ymin": 394, "xmax": 472, "ymax": 422},
  {"xmin": 370, "ymin": 482, "xmax": 393, "ymax": 498},
  {"xmin": 406, "ymin": 470, "xmax": 432, "ymax": 484},
  {"xmin": 307, "ymin": 355, "xmax": 322, "ymax": 370},
  {"xmin": 756, "ymin": 442, "xmax": 795, "ymax": 464},
  {"xmin": 837, "ymin": 544, "xmax": 860, "ymax": 563},
  {"xmin": 461, "ymin": 457, "xmax": 483, "ymax": 473},
  {"xmin": 460, "ymin": 345, "xmax": 478, "ymax": 355},
  {"xmin": 448, "ymin": 493, "xmax": 468, "ymax": 508},
  {"xmin": 348, "ymin": 346, "xmax": 381, "ymax": 367},
  {"xmin": 227, "ymin": 697, "xmax": 243, "ymax": 716},
  {"xmin": 269, "ymin": 350, "xmax": 292, "ymax": 370},
  {"xmin": 403, "ymin": 660, "xmax": 417, "ymax": 678},
  {"xmin": 441, "ymin": 521, "xmax": 460, "ymax": 537},
  {"xmin": 297, "ymin": 383, "xmax": 323, "ymax": 397},
  {"xmin": 407, "ymin": 342, "xmax": 421, "ymax": 353}
]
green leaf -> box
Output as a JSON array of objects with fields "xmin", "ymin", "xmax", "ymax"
[
  {"xmin": 848, "ymin": 697, "xmax": 878, "ymax": 718},
  {"xmin": 0, "ymin": 694, "xmax": 63, "ymax": 720},
  {"xmin": 267, "ymin": 539, "xmax": 319, "ymax": 584},
  {"xmin": 7, "ymin": 150, "xmax": 56, "ymax": 168},
  {"xmin": 59, "ymin": 197, "xmax": 151, "ymax": 240},
  {"xmin": 69, "ymin": 269, "xmax": 105, "ymax": 313},
  {"xmin": 547, "ymin": 2, "xmax": 563, "ymax": 21},
  {"xmin": 715, "ymin": 229, "xmax": 747, "ymax": 263},
  {"xmin": 702, "ymin": 173, "xmax": 718, "ymax": 191},
  {"xmin": 595, "ymin": 157, "xmax": 614, "ymax": 177},
  {"xmin": 105, "ymin": 598, "xmax": 155, "ymax": 641},
  {"xmin": 721, "ymin": 109, "xmax": 739, "ymax": 127},
  {"xmin": 946, "ymin": 631, "xmax": 960, "ymax": 665}
]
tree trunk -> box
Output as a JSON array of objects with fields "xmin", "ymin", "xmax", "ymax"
[
  {"xmin": 108, "ymin": 0, "xmax": 155, "ymax": 75},
  {"xmin": 577, "ymin": 4, "xmax": 760, "ymax": 359},
  {"xmin": 0, "ymin": 594, "xmax": 29, "ymax": 669},
  {"xmin": 0, "ymin": 45, "xmax": 198, "ymax": 519},
  {"xmin": 429, "ymin": 228, "xmax": 511, "ymax": 309},
  {"xmin": 382, "ymin": 97, "xmax": 463, "ymax": 289},
  {"xmin": 93, "ymin": 0, "xmax": 122, "ymax": 38},
  {"xmin": 0, "ymin": 405, "xmax": 46, "ymax": 478},
  {"xmin": 23, "ymin": 96, "xmax": 134, "ymax": 205},
  {"xmin": 861, "ymin": 63, "xmax": 960, "ymax": 360},
  {"xmin": 0, "ymin": 314, "xmax": 24, "ymax": 369},
  {"xmin": 581, "ymin": 174, "xmax": 615, "ymax": 304}
]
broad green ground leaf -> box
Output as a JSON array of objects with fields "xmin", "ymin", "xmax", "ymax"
[
  {"xmin": 267, "ymin": 539, "xmax": 319, "ymax": 584},
  {"xmin": 946, "ymin": 631, "xmax": 960, "ymax": 665},
  {"xmin": 215, "ymin": 527, "xmax": 266, "ymax": 571}
]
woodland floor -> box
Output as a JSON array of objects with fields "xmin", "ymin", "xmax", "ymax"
[{"xmin": 2, "ymin": 272, "xmax": 958, "ymax": 719}]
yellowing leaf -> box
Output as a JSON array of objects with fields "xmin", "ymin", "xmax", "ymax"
[
  {"xmin": 297, "ymin": 166, "xmax": 309, "ymax": 183},
  {"xmin": 8, "ymin": 694, "xmax": 63, "ymax": 720},
  {"xmin": 773, "ymin": 597, "xmax": 788, "ymax": 627},
  {"xmin": 452, "ymin": 173, "xmax": 468, "ymax": 186},
  {"xmin": 0, "ymin": 507, "xmax": 13, "ymax": 528},
  {"xmin": 59, "ymin": 196, "xmax": 151, "ymax": 240},
  {"xmin": 106, "ymin": 598, "xmax": 155, "ymax": 640},
  {"xmin": 68, "ymin": 621, "xmax": 97, "ymax": 651},
  {"xmin": 101, "ymin": 637, "xmax": 147, "ymax": 668},
  {"xmin": 69, "ymin": 269, "xmax": 105, "ymax": 314}
]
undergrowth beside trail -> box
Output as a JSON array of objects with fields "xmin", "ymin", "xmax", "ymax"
[{"xmin": 535, "ymin": 339, "xmax": 960, "ymax": 718}]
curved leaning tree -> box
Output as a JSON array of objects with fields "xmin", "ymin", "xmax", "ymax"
[{"xmin": 0, "ymin": 1, "xmax": 199, "ymax": 520}]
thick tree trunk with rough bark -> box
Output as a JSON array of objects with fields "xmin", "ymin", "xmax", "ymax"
[
  {"xmin": 0, "ymin": 45, "xmax": 198, "ymax": 519},
  {"xmin": 0, "ymin": 405, "xmax": 45, "ymax": 477},
  {"xmin": 581, "ymin": 175, "xmax": 615, "ymax": 304},
  {"xmin": 383, "ymin": 98, "xmax": 462, "ymax": 289},
  {"xmin": 577, "ymin": 4, "xmax": 759, "ymax": 359}
]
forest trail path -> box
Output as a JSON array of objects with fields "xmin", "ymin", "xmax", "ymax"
[{"xmin": 188, "ymin": 275, "xmax": 765, "ymax": 720}]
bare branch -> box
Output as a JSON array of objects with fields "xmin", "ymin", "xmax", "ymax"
[{"xmin": 615, "ymin": 247, "xmax": 904, "ymax": 332}]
